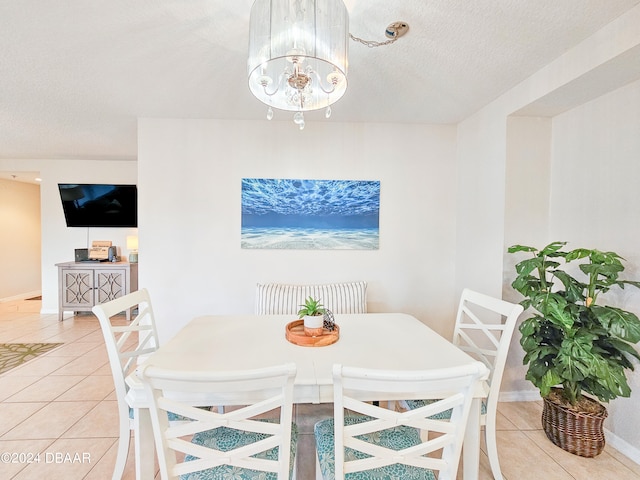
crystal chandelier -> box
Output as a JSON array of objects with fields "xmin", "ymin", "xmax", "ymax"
[{"xmin": 247, "ymin": 0, "xmax": 349, "ymax": 130}]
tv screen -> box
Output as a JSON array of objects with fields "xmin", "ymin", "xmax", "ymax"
[{"xmin": 58, "ymin": 184, "xmax": 138, "ymax": 228}]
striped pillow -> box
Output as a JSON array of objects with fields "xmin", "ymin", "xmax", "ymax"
[{"xmin": 255, "ymin": 281, "xmax": 367, "ymax": 315}]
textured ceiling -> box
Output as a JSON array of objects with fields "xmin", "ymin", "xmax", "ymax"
[{"xmin": 1, "ymin": 0, "xmax": 639, "ymax": 164}]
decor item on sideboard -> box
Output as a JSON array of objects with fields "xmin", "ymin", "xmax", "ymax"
[
  {"xmin": 297, "ymin": 296, "xmax": 326, "ymax": 336},
  {"xmin": 127, "ymin": 235, "xmax": 138, "ymax": 263},
  {"xmin": 89, "ymin": 240, "xmax": 116, "ymax": 262},
  {"xmin": 509, "ymin": 242, "xmax": 640, "ymax": 457}
]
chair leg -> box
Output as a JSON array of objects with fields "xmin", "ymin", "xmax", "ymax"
[
  {"xmin": 315, "ymin": 449, "xmax": 324, "ymax": 480},
  {"xmin": 112, "ymin": 421, "xmax": 130, "ymax": 480},
  {"xmin": 485, "ymin": 418, "xmax": 504, "ymax": 480}
]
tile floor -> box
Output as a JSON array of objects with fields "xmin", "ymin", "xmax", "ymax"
[{"xmin": 0, "ymin": 299, "xmax": 639, "ymax": 479}]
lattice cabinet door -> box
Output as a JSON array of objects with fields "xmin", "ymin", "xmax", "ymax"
[
  {"xmin": 57, "ymin": 261, "xmax": 138, "ymax": 321},
  {"xmin": 60, "ymin": 269, "xmax": 95, "ymax": 310},
  {"xmin": 94, "ymin": 269, "xmax": 127, "ymax": 304}
]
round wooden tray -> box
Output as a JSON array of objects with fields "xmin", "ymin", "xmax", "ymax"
[{"xmin": 285, "ymin": 320, "xmax": 340, "ymax": 347}]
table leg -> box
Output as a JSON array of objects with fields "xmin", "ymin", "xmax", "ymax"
[
  {"xmin": 133, "ymin": 407, "xmax": 155, "ymax": 480},
  {"xmin": 463, "ymin": 398, "xmax": 481, "ymax": 480}
]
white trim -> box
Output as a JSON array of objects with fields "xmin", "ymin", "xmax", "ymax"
[
  {"xmin": 498, "ymin": 389, "xmax": 542, "ymax": 402},
  {"xmin": 0, "ymin": 290, "xmax": 42, "ymax": 303},
  {"xmin": 605, "ymin": 429, "xmax": 640, "ymax": 465}
]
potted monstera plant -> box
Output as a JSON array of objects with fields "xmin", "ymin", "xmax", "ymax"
[
  {"xmin": 509, "ymin": 241, "xmax": 640, "ymax": 457},
  {"xmin": 298, "ymin": 296, "xmax": 326, "ymax": 336}
]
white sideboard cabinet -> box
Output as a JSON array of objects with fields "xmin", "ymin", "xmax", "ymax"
[{"xmin": 56, "ymin": 261, "xmax": 138, "ymax": 321}]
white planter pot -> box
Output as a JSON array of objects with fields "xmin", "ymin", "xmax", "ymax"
[{"xmin": 303, "ymin": 315, "xmax": 324, "ymax": 336}]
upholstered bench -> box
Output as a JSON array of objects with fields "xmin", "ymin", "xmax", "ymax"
[{"xmin": 255, "ymin": 281, "xmax": 367, "ymax": 315}]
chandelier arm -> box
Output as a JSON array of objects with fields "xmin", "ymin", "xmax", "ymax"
[
  {"xmin": 308, "ymin": 70, "xmax": 337, "ymax": 95},
  {"xmin": 315, "ymin": 83, "xmax": 337, "ymax": 95},
  {"xmin": 260, "ymin": 83, "xmax": 280, "ymax": 97},
  {"xmin": 259, "ymin": 71, "xmax": 289, "ymax": 98}
]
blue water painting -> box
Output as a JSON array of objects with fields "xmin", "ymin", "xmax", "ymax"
[{"xmin": 241, "ymin": 178, "xmax": 380, "ymax": 250}]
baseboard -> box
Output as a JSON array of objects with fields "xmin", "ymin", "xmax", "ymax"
[
  {"xmin": 0, "ymin": 291, "xmax": 42, "ymax": 303},
  {"xmin": 605, "ymin": 429, "xmax": 640, "ymax": 465},
  {"xmin": 499, "ymin": 389, "xmax": 542, "ymax": 402},
  {"xmin": 499, "ymin": 390, "xmax": 640, "ymax": 466}
]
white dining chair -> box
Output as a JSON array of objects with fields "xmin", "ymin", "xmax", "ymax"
[
  {"xmin": 139, "ymin": 362, "xmax": 298, "ymax": 480},
  {"xmin": 92, "ymin": 288, "xmax": 164, "ymax": 480},
  {"xmin": 314, "ymin": 362, "xmax": 488, "ymax": 480},
  {"xmin": 401, "ymin": 288, "xmax": 524, "ymax": 480}
]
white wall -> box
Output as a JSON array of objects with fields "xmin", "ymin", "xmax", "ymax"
[
  {"xmin": 138, "ymin": 119, "xmax": 459, "ymax": 343},
  {"xmin": 0, "ymin": 158, "xmax": 137, "ymax": 314},
  {"xmin": 0, "ymin": 178, "xmax": 41, "ymax": 300},
  {"xmin": 550, "ymin": 79, "xmax": 640, "ymax": 451},
  {"xmin": 454, "ymin": 105, "xmax": 509, "ymax": 300},
  {"xmin": 501, "ymin": 116, "xmax": 552, "ymax": 393}
]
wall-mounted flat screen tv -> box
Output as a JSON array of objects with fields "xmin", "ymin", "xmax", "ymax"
[{"xmin": 58, "ymin": 184, "xmax": 138, "ymax": 227}]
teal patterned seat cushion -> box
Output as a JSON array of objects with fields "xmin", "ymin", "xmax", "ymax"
[
  {"xmin": 314, "ymin": 416, "xmax": 435, "ymax": 480},
  {"xmin": 181, "ymin": 422, "xmax": 298, "ymax": 480},
  {"xmin": 405, "ymin": 398, "xmax": 487, "ymax": 417}
]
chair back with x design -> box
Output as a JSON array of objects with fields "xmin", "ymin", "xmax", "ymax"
[
  {"xmin": 92, "ymin": 288, "xmax": 160, "ymax": 480},
  {"xmin": 140, "ymin": 362, "xmax": 298, "ymax": 480},
  {"xmin": 315, "ymin": 362, "xmax": 488, "ymax": 480}
]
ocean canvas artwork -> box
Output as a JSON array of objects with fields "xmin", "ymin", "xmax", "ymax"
[{"xmin": 241, "ymin": 178, "xmax": 380, "ymax": 250}]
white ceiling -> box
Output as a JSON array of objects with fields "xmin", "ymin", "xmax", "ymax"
[{"xmin": 1, "ymin": 0, "xmax": 639, "ymax": 166}]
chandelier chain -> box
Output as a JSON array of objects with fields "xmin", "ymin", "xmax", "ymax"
[
  {"xmin": 349, "ymin": 22, "xmax": 409, "ymax": 48},
  {"xmin": 349, "ymin": 33, "xmax": 398, "ymax": 48}
]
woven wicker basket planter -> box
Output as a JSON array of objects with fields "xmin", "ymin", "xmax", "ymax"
[{"xmin": 542, "ymin": 389, "xmax": 608, "ymax": 458}]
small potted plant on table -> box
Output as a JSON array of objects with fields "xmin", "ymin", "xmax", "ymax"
[
  {"xmin": 298, "ymin": 296, "xmax": 326, "ymax": 337},
  {"xmin": 509, "ymin": 241, "xmax": 640, "ymax": 457}
]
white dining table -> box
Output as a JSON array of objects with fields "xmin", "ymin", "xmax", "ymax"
[{"xmin": 126, "ymin": 313, "xmax": 486, "ymax": 480}]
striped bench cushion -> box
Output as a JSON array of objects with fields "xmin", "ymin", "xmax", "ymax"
[{"xmin": 255, "ymin": 281, "xmax": 367, "ymax": 315}]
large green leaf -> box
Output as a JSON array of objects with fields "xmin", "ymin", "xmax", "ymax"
[
  {"xmin": 514, "ymin": 257, "xmax": 544, "ymax": 277},
  {"xmin": 606, "ymin": 337, "xmax": 640, "ymax": 362},
  {"xmin": 591, "ymin": 305, "xmax": 640, "ymax": 342},
  {"xmin": 540, "ymin": 241, "xmax": 568, "ymax": 256},
  {"xmin": 520, "ymin": 334, "xmax": 539, "ymax": 354},
  {"xmin": 552, "ymin": 270, "xmax": 585, "ymax": 303},
  {"xmin": 621, "ymin": 280, "xmax": 640, "ymax": 290},
  {"xmin": 511, "ymin": 274, "xmax": 543, "ymax": 298},
  {"xmin": 565, "ymin": 248, "xmax": 592, "ymax": 262},
  {"xmin": 585, "ymin": 362, "xmax": 632, "ymax": 401},
  {"xmin": 580, "ymin": 262, "xmax": 623, "ymax": 279},
  {"xmin": 533, "ymin": 294, "xmax": 573, "ymax": 329},
  {"xmin": 557, "ymin": 335, "xmax": 596, "ymax": 381},
  {"xmin": 508, "ymin": 244, "xmax": 538, "ymax": 254},
  {"xmin": 539, "ymin": 370, "xmax": 562, "ymax": 397},
  {"xmin": 518, "ymin": 317, "xmax": 538, "ymax": 337},
  {"xmin": 590, "ymin": 250, "xmax": 625, "ymax": 264}
]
